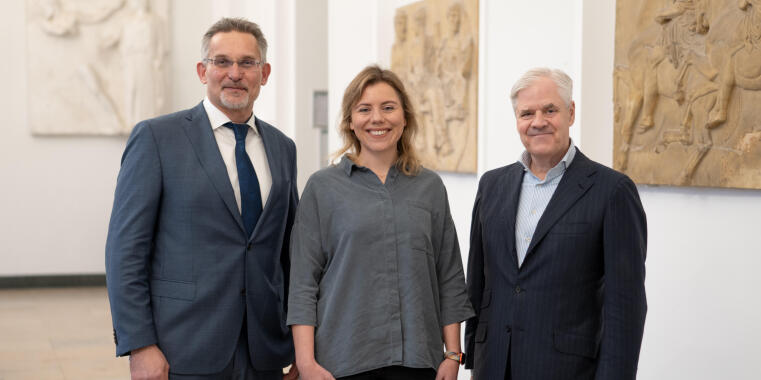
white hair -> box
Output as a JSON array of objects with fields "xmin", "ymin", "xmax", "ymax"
[{"xmin": 510, "ymin": 67, "xmax": 573, "ymax": 111}]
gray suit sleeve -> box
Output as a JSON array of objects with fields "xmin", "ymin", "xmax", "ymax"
[{"xmin": 105, "ymin": 122, "xmax": 162, "ymax": 356}]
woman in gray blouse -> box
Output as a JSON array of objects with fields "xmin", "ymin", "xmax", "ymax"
[{"xmin": 287, "ymin": 65, "xmax": 474, "ymax": 380}]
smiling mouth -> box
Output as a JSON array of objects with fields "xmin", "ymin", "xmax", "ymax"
[
  {"xmin": 369, "ymin": 130, "xmax": 389, "ymax": 136},
  {"xmin": 223, "ymin": 86, "xmax": 247, "ymax": 93}
]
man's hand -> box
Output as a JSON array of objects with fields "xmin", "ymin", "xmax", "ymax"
[
  {"xmin": 283, "ymin": 362, "xmax": 299, "ymax": 380},
  {"xmin": 297, "ymin": 360, "xmax": 335, "ymax": 380},
  {"xmin": 129, "ymin": 344, "xmax": 169, "ymax": 380},
  {"xmin": 435, "ymin": 358, "xmax": 459, "ymax": 380}
]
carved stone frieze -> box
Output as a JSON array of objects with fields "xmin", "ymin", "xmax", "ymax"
[
  {"xmin": 392, "ymin": 0, "xmax": 479, "ymax": 173},
  {"xmin": 614, "ymin": 0, "xmax": 761, "ymax": 189},
  {"xmin": 27, "ymin": 0, "xmax": 170, "ymax": 135}
]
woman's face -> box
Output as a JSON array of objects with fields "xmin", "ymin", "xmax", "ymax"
[{"xmin": 350, "ymin": 81, "xmax": 406, "ymax": 161}]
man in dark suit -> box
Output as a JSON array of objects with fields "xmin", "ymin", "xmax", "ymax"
[
  {"xmin": 106, "ymin": 18, "xmax": 298, "ymax": 380},
  {"xmin": 465, "ymin": 68, "xmax": 647, "ymax": 380}
]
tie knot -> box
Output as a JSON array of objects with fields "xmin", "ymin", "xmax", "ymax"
[{"xmin": 225, "ymin": 122, "xmax": 249, "ymax": 142}]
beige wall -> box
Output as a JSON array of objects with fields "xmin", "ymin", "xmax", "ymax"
[{"xmin": 294, "ymin": 0, "xmax": 328, "ymax": 191}]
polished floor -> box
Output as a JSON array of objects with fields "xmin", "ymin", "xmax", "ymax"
[{"xmin": 0, "ymin": 287, "xmax": 129, "ymax": 380}]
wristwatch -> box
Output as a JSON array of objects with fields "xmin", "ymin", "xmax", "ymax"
[{"xmin": 444, "ymin": 351, "xmax": 465, "ymax": 365}]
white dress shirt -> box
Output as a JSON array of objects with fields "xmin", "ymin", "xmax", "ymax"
[{"xmin": 203, "ymin": 97, "xmax": 272, "ymax": 213}]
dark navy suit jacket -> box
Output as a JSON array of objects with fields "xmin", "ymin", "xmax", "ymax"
[
  {"xmin": 465, "ymin": 151, "xmax": 647, "ymax": 380},
  {"xmin": 106, "ymin": 102, "xmax": 297, "ymax": 374}
]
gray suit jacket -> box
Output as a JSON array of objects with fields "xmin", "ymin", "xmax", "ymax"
[
  {"xmin": 106, "ymin": 102, "xmax": 297, "ymax": 374},
  {"xmin": 465, "ymin": 151, "xmax": 647, "ymax": 380}
]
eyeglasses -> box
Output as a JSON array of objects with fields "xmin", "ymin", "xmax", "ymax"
[{"xmin": 203, "ymin": 57, "xmax": 264, "ymax": 70}]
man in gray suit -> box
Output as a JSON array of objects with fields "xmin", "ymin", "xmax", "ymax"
[
  {"xmin": 465, "ymin": 68, "xmax": 647, "ymax": 379},
  {"xmin": 106, "ymin": 18, "xmax": 298, "ymax": 380}
]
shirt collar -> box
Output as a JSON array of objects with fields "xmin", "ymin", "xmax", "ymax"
[
  {"xmin": 203, "ymin": 97, "xmax": 259, "ymax": 136},
  {"xmin": 518, "ymin": 139, "xmax": 577, "ymax": 178},
  {"xmin": 338, "ymin": 155, "xmax": 400, "ymax": 181},
  {"xmin": 339, "ymin": 155, "xmax": 357, "ymax": 176}
]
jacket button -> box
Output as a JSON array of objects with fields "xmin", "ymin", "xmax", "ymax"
[
  {"xmin": 241, "ymin": 288, "xmax": 246, "ymax": 295},
  {"xmin": 506, "ymin": 326, "xmax": 512, "ymax": 333},
  {"xmin": 515, "ymin": 286, "xmax": 522, "ymax": 294},
  {"xmin": 247, "ymin": 243, "xmax": 252, "ymax": 250}
]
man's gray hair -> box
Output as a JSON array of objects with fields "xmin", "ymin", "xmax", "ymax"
[
  {"xmin": 510, "ymin": 67, "xmax": 573, "ymax": 111},
  {"xmin": 201, "ymin": 18, "xmax": 268, "ymax": 62}
]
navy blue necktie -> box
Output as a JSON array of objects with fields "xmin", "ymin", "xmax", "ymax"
[{"xmin": 225, "ymin": 122, "xmax": 263, "ymax": 238}]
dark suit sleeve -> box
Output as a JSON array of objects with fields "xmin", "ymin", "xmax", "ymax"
[
  {"xmin": 596, "ymin": 177, "xmax": 647, "ymax": 379},
  {"xmin": 464, "ymin": 176, "xmax": 486, "ymax": 369},
  {"xmin": 281, "ymin": 139, "xmax": 298, "ymax": 316},
  {"xmin": 105, "ymin": 122, "xmax": 162, "ymax": 356}
]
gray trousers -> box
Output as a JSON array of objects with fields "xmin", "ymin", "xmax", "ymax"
[{"xmin": 169, "ymin": 322, "xmax": 281, "ymax": 380}]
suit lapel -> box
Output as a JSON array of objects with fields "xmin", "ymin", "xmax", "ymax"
[
  {"xmin": 500, "ymin": 164, "xmax": 524, "ymax": 269},
  {"xmin": 251, "ymin": 117, "xmax": 282, "ymax": 237},
  {"xmin": 182, "ymin": 103, "xmax": 246, "ymax": 234},
  {"xmin": 525, "ymin": 152, "xmax": 596, "ymax": 258}
]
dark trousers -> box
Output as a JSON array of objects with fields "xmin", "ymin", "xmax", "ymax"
[
  {"xmin": 504, "ymin": 344, "xmax": 512, "ymax": 380},
  {"xmin": 337, "ymin": 366, "xmax": 436, "ymax": 380},
  {"xmin": 169, "ymin": 322, "xmax": 281, "ymax": 380}
]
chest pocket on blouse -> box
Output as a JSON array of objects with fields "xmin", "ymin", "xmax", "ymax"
[{"xmin": 406, "ymin": 200, "xmax": 433, "ymax": 255}]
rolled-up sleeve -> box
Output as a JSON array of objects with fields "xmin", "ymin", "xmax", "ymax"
[
  {"xmin": 435, "ymin": 189, "xmax": 475, "ymax": 326},
  {"xmin": 286, "ymin": 180, "xmax": 325, "ymax": 327}
]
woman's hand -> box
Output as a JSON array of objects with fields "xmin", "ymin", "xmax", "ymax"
[
  {"xmin": 297, "ymin": 360, "xmax": 335, "ymax": 380},
  {"xmin": 438, "ymin": 322, "xmax": 462, "ymax": 380},
  {"xmin": 435, "ymin": 358, "xmax": 459, "ymax": 380},
  {"xmin": 292, "ymin": 324, "xmax": 335, "ymax": 380}
]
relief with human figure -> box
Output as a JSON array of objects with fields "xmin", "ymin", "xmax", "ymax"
[{"xmin": 614, "ymin": 0, "xmax": 761, "ymax": 189}]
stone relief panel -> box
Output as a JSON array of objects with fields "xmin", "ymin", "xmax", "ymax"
[
  {"xmin": 614, "ymin": 0, "xmax": 761, "ymax": 189},
  {"xmin": 392, "ymin": 0, "xmax": 479, "ymax": 173},
  {"xmin": 27, "ymin": 0, "xmax": 170, "ymax": 135}
]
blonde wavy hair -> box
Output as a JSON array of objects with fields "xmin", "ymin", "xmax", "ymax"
[{"xmin": 332, "ymin": 65, "xmax": 422, "ymax": 176}]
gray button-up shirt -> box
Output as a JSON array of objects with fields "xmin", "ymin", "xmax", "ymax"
[{"xmin": 287, "ymin": 156, "xmax": 474, "ymax": 378}]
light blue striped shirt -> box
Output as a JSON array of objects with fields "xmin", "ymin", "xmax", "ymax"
[{"xmin": 515, "ymin": 142, "xmax": 577, "ymax": 267}]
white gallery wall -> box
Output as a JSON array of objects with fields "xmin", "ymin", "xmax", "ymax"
[
  {"xmin": 0, "ymin": 0, "xmax": 325, "ymax": 276},
  {"xmin": 328, "ymin": 0, "xmax": 761, "ymax": 379}
]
